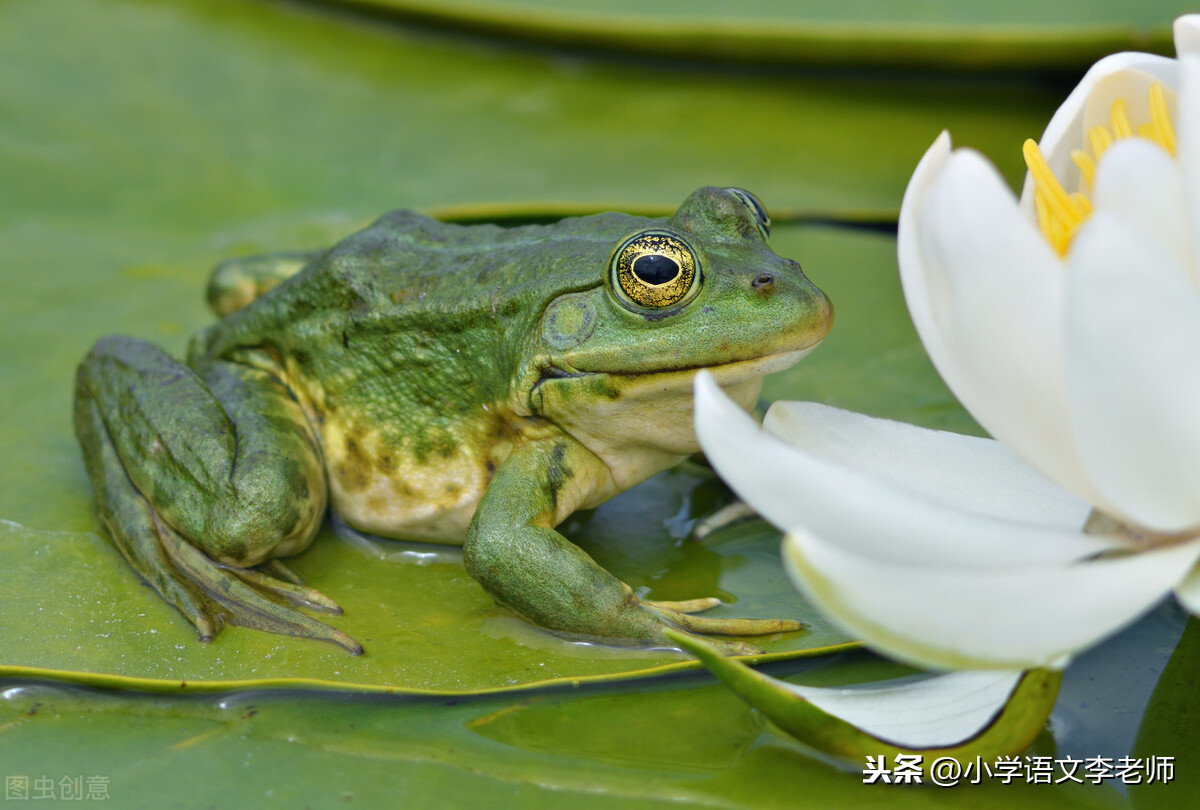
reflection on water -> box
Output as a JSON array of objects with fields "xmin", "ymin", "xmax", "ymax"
[
  {"xmin": 565, "ymin": 463, "xmax": 741, "ymax": 605},
  {"xmin": 475, "ymin": 612, "xmax": 690, "ymax": 662},
  {"xmin": 331, "ymin": 515, "xmax": 464, "ymax": 566}
]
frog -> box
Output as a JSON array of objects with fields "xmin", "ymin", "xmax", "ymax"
[{"xmin": 73, "ymin": 187, "xmax": 832, "ymax": 656}]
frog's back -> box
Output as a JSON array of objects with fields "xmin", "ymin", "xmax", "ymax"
[
  {"xmin": 322, "ymin": 209, "xmax": 639, "ymax": 313},
  {"xmin": 203, "ymin": 209, "xmax": 644, "ymax": 347},
  {"xmin": 193, "ymin": 207, "xmax": 651, "ymax": 543}
]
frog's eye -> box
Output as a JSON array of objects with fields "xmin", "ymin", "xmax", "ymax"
[
  {"xmin": 725, "ymin": 187, "xmax": 771, "ymax": 238},
  {"xmin": 610, "ymin": 231, "xmax": 699, "ymax": 309}
]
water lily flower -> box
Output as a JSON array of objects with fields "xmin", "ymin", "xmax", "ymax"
[{"xmin": 695, "ymin": 15, "xmax": 1200, "ymax": 672}]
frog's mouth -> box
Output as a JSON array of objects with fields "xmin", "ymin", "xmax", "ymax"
[
  {"xmin": 535, "ymin": 342, "xmax": 821, "ymax": 390},
  {"xmin": 526, "ymin": 342, "xmax": 825, "ymax": 459}
]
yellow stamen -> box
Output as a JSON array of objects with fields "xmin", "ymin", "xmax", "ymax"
[
  {"xmin": 1025, "ymin": 82, "xmax": 1177, "ymax": 258},
  {"xmin": 1149, "ymin": 83, "xmax": 1177, "ymax": 155},
  {"xmin": 1110, "ymin": 98, "xmax": 1133, "ymax": 139},
  {"xmin": 1047, "ymin": 211, "xmax": 1070, "ymax": 256},
  {"xmin": 1033, "ymin": 186, "xmax": 1053, "ymax": 240},
  {"xmin": 1088, "ymin": 124, "xmax": 1114, "ymax": 159},
  {"xmin": 1071, "ymin": 149, "xmax": 1096, "ymax": 188},
  {"xmin": 1023, "ymin": 139, "xmax": 1088, "ymax": 257},
  {"xmin": 1035, "ymin": 187, "xmax": 1071, "ymax": 256}
]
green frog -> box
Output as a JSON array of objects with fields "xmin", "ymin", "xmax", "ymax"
[{"xmin": 74, "ymin": 187, "xmax": 832, "ymax": 655}]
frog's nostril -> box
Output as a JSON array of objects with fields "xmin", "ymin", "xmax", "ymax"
[{"xmin": 751, "ymin": 272, "xmax": 775, "ymax": 294}]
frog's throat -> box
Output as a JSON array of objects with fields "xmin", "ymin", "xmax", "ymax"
[{"xmin": 522, "ymin": 343, "xmax": 822, "ymax": 488}]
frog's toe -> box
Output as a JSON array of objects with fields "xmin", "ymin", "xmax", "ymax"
[
  {"xmin": 246, "ymin": 559, "xmax": 342, "ymax": 613},
  {"xmin": 259, "ymin": 559, "xmax": 304, "ymax": 585},
  {"xmin": 226, "ymin": 565, "xmax": 344, "ymax": 614},
  {"xmin": 644, "ymin": 599, "xmax": 805, "ymax": 639},
  {"xmin": 643, "ymin": 594, "xmax": 806, "ymax": 644},
  {"xmin": 643, "ymin": 597, "xmax": 723, "ymax": 613},
  {"xmin": 690, "ymin": 501, "xmax": 757, "ymax": 540},
  {"xmin": 157, "ymin": 571, "xmax": 220, "ymax": 643}
]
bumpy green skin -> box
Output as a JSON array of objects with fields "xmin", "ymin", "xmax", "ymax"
[{"xmin": 74, "ymin": 187, "xmax": 832, "ymax": 654}]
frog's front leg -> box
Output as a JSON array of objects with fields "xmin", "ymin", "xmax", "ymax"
[
  {"xmin": 464, "ymin": 438, "xmax": 802, "ymax": 654},
  {"xmin": 74, "ymin": 335, "xmax": 361, "ymax": 653}
]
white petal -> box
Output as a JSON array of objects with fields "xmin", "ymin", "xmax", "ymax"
[
  {"xmin": 783, "ymin": 529, "xmax": 1200, "ymax": 670},
  {"xmin": 694, "ymin": 373, "xmax": 1121, "ymax": 567},
  {"xmin": 786, "ymin": 671, "xmax": 1023, "ymax": 749},
  {"xmin": 1089, "ymin": 138, "xmax": 1195, "ymax": 282},
  {"xmin": 1175, "ymin": 15, "xmax": 1200, "ymax": 57},
  {"xmin": 1065, "ymin": 211, "xmax": 1200, "ymax": 532},
  {"xmin": 904, "ymin": 147, "xmax": 1104, "ymax": 504},
  {"xmin": 897, "ymin": 132, "xmax": 956, "ymax": 390},
  {"xmin": 764, "ymin": 401, "xmax": 1088, "ymax": 530},
  {"xmin": 1172, "ymin": 560, "xmax": 1200, "ymax": 616},
  {"xmin": 1180, "ymin": 55, "xmax": 1200, "ymax": 279}
]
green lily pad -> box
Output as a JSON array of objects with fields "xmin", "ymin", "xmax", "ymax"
[
  {"xmin": 323, "ymin": 0, "xmax": 1192, "ymax": 69},
  {"xmin": 0, "ymin": 653, "xmax": 1130, "ymax": 809},
  {"xmin": 1130, "ymin": 616, "xmax": 1200, "ymax": 807}
]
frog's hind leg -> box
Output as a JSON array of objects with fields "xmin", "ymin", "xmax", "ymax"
[
  {"xmin": 74, "ymin": 335, "xmax": 362, "ymax": 654},
  {"xmin": 206, "ymin": 250, "xmax": 322, "ymax": 317}
]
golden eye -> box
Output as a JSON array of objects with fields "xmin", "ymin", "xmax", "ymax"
[
  {"xmin": 611, "ymin": 231, "xmax": 699, "ymax": 309},
  {"xmin": 725, "ymin": 187, "xmax": 771, "ymax": 238}
]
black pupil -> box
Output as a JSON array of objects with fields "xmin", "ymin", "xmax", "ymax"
[{"xmin": 632, "ymin": 254, "xmax": 679, "ymax": 285}]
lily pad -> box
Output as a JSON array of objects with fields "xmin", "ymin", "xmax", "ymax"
[
  {"xmin": 0, "ymin": 651, "xmax": 1133, "ymax": 810},
  {"xmin": 1130, "ymin": 616, "xmax": 1200, "ymax": 807},
  {"xmin": 320, "ymin": 0, "xmax": 1192, "ymax": 69}
]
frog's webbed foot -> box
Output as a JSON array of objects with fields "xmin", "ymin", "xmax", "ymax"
[
  {"xmin": 638, "ymin": 596, "xmax": 805, "ymax": 656},
  {"xmin": 154, "ymin": 521, "xmax": 363, "ymax": 655},
  {"xmin": 74, "ymin": 335, "xmax": 362, "ymax": 655},
  {"xmin": 643, "ymin": 595, "xmax": 805, "ymax": 636},
  {"xmin": 82, "ymin": 396, "xmax": 362, "ymax": 654}
]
